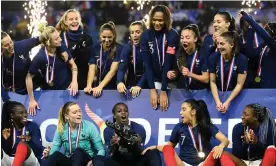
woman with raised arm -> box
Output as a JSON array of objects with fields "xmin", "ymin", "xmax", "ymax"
[{"xmin": 240, "ymin": 11, "xmax": 276, "ymax": 88}]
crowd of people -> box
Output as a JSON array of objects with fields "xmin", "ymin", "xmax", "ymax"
[{"xmin": 1, "ymin": 4, "xmax": 276, "ymax": 166}]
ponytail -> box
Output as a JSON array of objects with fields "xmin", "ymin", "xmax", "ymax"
[
  {"xmin": 57, "ymin": 102, "xmax": 77, "ymax": 134},
  {"xmin": 246, "ymin": 104, "xmax": 276, "ymax": 145},
  {"xmin": 216, "ymin": 11, "xmax": 237, "ymax": 31},
  {"xmin": 184, "ymin": 99, "xmax": 212, "ymax": 141},
  {"xmin": 229, "ymin": 16, "xmax": 236, "ymax": 31}
]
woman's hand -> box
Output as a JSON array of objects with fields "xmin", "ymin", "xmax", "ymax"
[
  {"xmin": 130, "ymin": 86, "xmax": 141, "ymax": 98},
  {"xmin": 84, "ymin": 86, "xmax": 93, "ymax": 94},
  {"xmin": 41, "ymin": 146, "xmax": 51, "ymax": 159},
  {"xmin": 68, "ymin": 81, "xmax": 78, "ymax": 96},
  {"xmin": 2, "ymin": 128, "xmax": 11, "ymax": 140},
  {"xmin": 92, "ymin": 86, "xmax": 103, "ymax": 98},
  {"xmin": 117, "ymin": 82, "xmax": 127, "ymax": 95},
  {"xmin": 212, "ymin": 144, "xmax": 224, "ymax": 159},
  {"xmin": 28, "ymin": 99, "xmax": 40, "ymax": 116},
  {"xmin": 141, "ymin": 145, "xmax": 157, "ymax": 155}
]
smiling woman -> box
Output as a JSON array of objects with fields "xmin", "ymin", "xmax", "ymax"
[
  {"xmin": 1, "ymin": 101, "xmax": 43, "ymax": 166},
  {"xmin": 41, "ymin": 101, "xmax": 105, "ymax": 166},
  {"xmin": 26, "ymin": 22, "xmax": 79, "ymax": 117},
  {"xmin": 92, "ymin": 22, "xmax": 123, "ymax": 98},
  {"xmin": 209, "ymin": 31, "xmax": 248, "ymax": 113},
  {"xmin": 140, "ymin": 5, "xmax": 180, "ymax": 112},
  {"xmin": 56, "ymin": 9, "xmax": 97, "ymax": 91}
]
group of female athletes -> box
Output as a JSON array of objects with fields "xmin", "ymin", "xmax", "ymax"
[{"xmin": 1, "ymin": 4, "xmax": 276, "ymax": 166}]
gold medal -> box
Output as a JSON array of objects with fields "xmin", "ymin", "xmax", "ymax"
[
  {"xmin": 198, "ymin": 151, "xmax": 205, "ymax": 158},
  {"xmin": 255, "ymin": 76, "xmax": 261, "ymax": 83},
  {"xmin": 48, "ymin": 81, "xmax": 54, "ymax": 87}
]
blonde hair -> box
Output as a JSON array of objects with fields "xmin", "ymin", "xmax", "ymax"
[
  {"xmin": 99, "ymin": 21, "xmax": 117, "ymax": 59},
  {"xmin": 57, "ymin": 101, "xmax": 77, "ymax": 134},
  {"xmin": 129, "ymin": 20, "xmax": 146, "ymax": 32},
  {"xmin": 56, "ymin": 9, "xmax": 83, "ymax": 32},
  {"xmin": 38, "ymin": 22, "xmax": 57, "ymax": 46}
]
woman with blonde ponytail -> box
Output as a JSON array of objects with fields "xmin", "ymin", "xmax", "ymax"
[
  {"xmin": 41, "ymin": 102, "xmax": 105, "ymax": 166},
  {"xmin": 26, "ymin": 22, "xmax": 79, "ymax": 117},
  {"xmin": 56, "ymin": 9, "xmax": 98, "ymax": 91},
  {"xmin": 92, "ymin": 21, "xmax": 124, "ymax": 97}
]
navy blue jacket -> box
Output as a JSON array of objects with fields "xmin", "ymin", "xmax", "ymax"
[
  {"xmin": 140, "ymin": 28, "xmax": 179, "ymax": 91},
  {"xmin": 242, "ymin": 13, "xmax": 276, "ymax": 88},
  {"xmin": 232, "ymin": 122, "xmax": 274, "ymax": 160},
  {"xmin": 117, "ymin": 42, "xmax": 147, "ymax": 88},
  {"xmin": 94, "ymin": 43, "xmax": 123, "ymax": 89},
  {"xmin": 1, "ymin": 121, "xmax": 43, "ymax": 162},
  {"xmin": 1, "ymin": 37, "xmax": 40, "ymax": 94}
]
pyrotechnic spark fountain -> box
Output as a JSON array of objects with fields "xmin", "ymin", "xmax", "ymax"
[
  {"xmin": 241, "ymin": 0, "xmax": 262, "ymax": 14},
  {"xmin": 23, "ymin": 0, "xmax": 47, "ymax": 59},
  {"xmin": 125, "ymin": 0, "xmax": 151, "ymax": 11}
]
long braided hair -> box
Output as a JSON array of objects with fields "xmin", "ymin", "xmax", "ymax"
[{"xmin": 246, "ymin": 103, "xmax": 276, "ymax": 145}]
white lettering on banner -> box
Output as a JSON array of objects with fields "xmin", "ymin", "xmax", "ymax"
[
  {"xmin": 212, "ymin": 118, "xmax": 222, "ymax": 125},
  {"xmin": 228, "ymin": 119, "xmax": 242, "ymax": 148},
  {"xmin": 130, "ymin": 118, "xmax": 151, "ymax": 145},
  {"xmin": 158, "ymin": 118, "xmax": 179, "ymax": 147},
  {"xmin": 40, "ymin": 119, "xmax": 58, "ymax": 147}
]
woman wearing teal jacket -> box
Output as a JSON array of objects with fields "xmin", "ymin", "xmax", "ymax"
[{"xmin": 41, "ymin": 102, "xmax": 105, "ymax": 166}]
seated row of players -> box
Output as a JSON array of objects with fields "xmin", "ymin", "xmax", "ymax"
[
  {"xmin": 1, "ymin": 100, "xmax": 276, "ymax": 166},
  {"xmin": 2, "ymin": 5, "xmax": 276, "ymax": 114}
]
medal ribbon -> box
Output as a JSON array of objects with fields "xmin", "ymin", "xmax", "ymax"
[
  {"xmin": 12, "ymin": 127, "xmax": 25, "ymax": 149},
  {"xmin": 99, "ymin": 44, "xmax": 110, "ymax": 82},
  {"xmin": 155, "ymin": 33, "xmax": 166, "ymax": 67},
  {"xmin": 220, "ymin": 55, "xmax": 235, "ymax": 92},
  {"xmin": 254, "ymin": 32, "xmax": 259, "ymax": 48},
  {"xmin": 1, "ymin": 54, "xmax": 16, "ymax": 91},
  {"xmin": 63, "ymin": 32, "xmax": 68, "ymax": 48},
  {"xmin": 257, "ymin": 46, "xmax": 268, "ymax": 77},
  {"xmin": 68, "ymin": 123, "xmax": 82, "ymax": 155},
  {"xmin": 189, "ymin": 50, "xmax": 198, "ymax": 85},
  {"xmin": 132, "ymin": 44, "xmax": 136, "ymax": 74},
  {"xmin": 45, "ymin": 47, "xmax": 56, "ymax": 84},
  {"xmin": 188, "ymin": 126, "xmax": 203, "ymax": 154}
]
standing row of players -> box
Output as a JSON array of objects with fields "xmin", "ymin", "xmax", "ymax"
[
  {"xmin": 2, "ymin": 5, "xmax": 276, "ymax": 114},
  {"xmin": 1, "ymin": 100, "xmax": 276, "ymax": 166}
]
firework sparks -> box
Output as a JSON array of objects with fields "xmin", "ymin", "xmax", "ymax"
[
  {"xmin": 125, "ymin": 0, "xmax": 151, "ymax": 11},
  {"xmin": 241, "ymin": 0, "xmax": 261, "ymax": 14},
  {"xmin": 23, "ymin": 0, "xmax": 47, "ymax": 59}
]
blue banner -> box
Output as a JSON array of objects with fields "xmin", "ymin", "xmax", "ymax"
[{"xmin": 7, "ymin": 89, "xmax": 276, "ymax": 150}]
